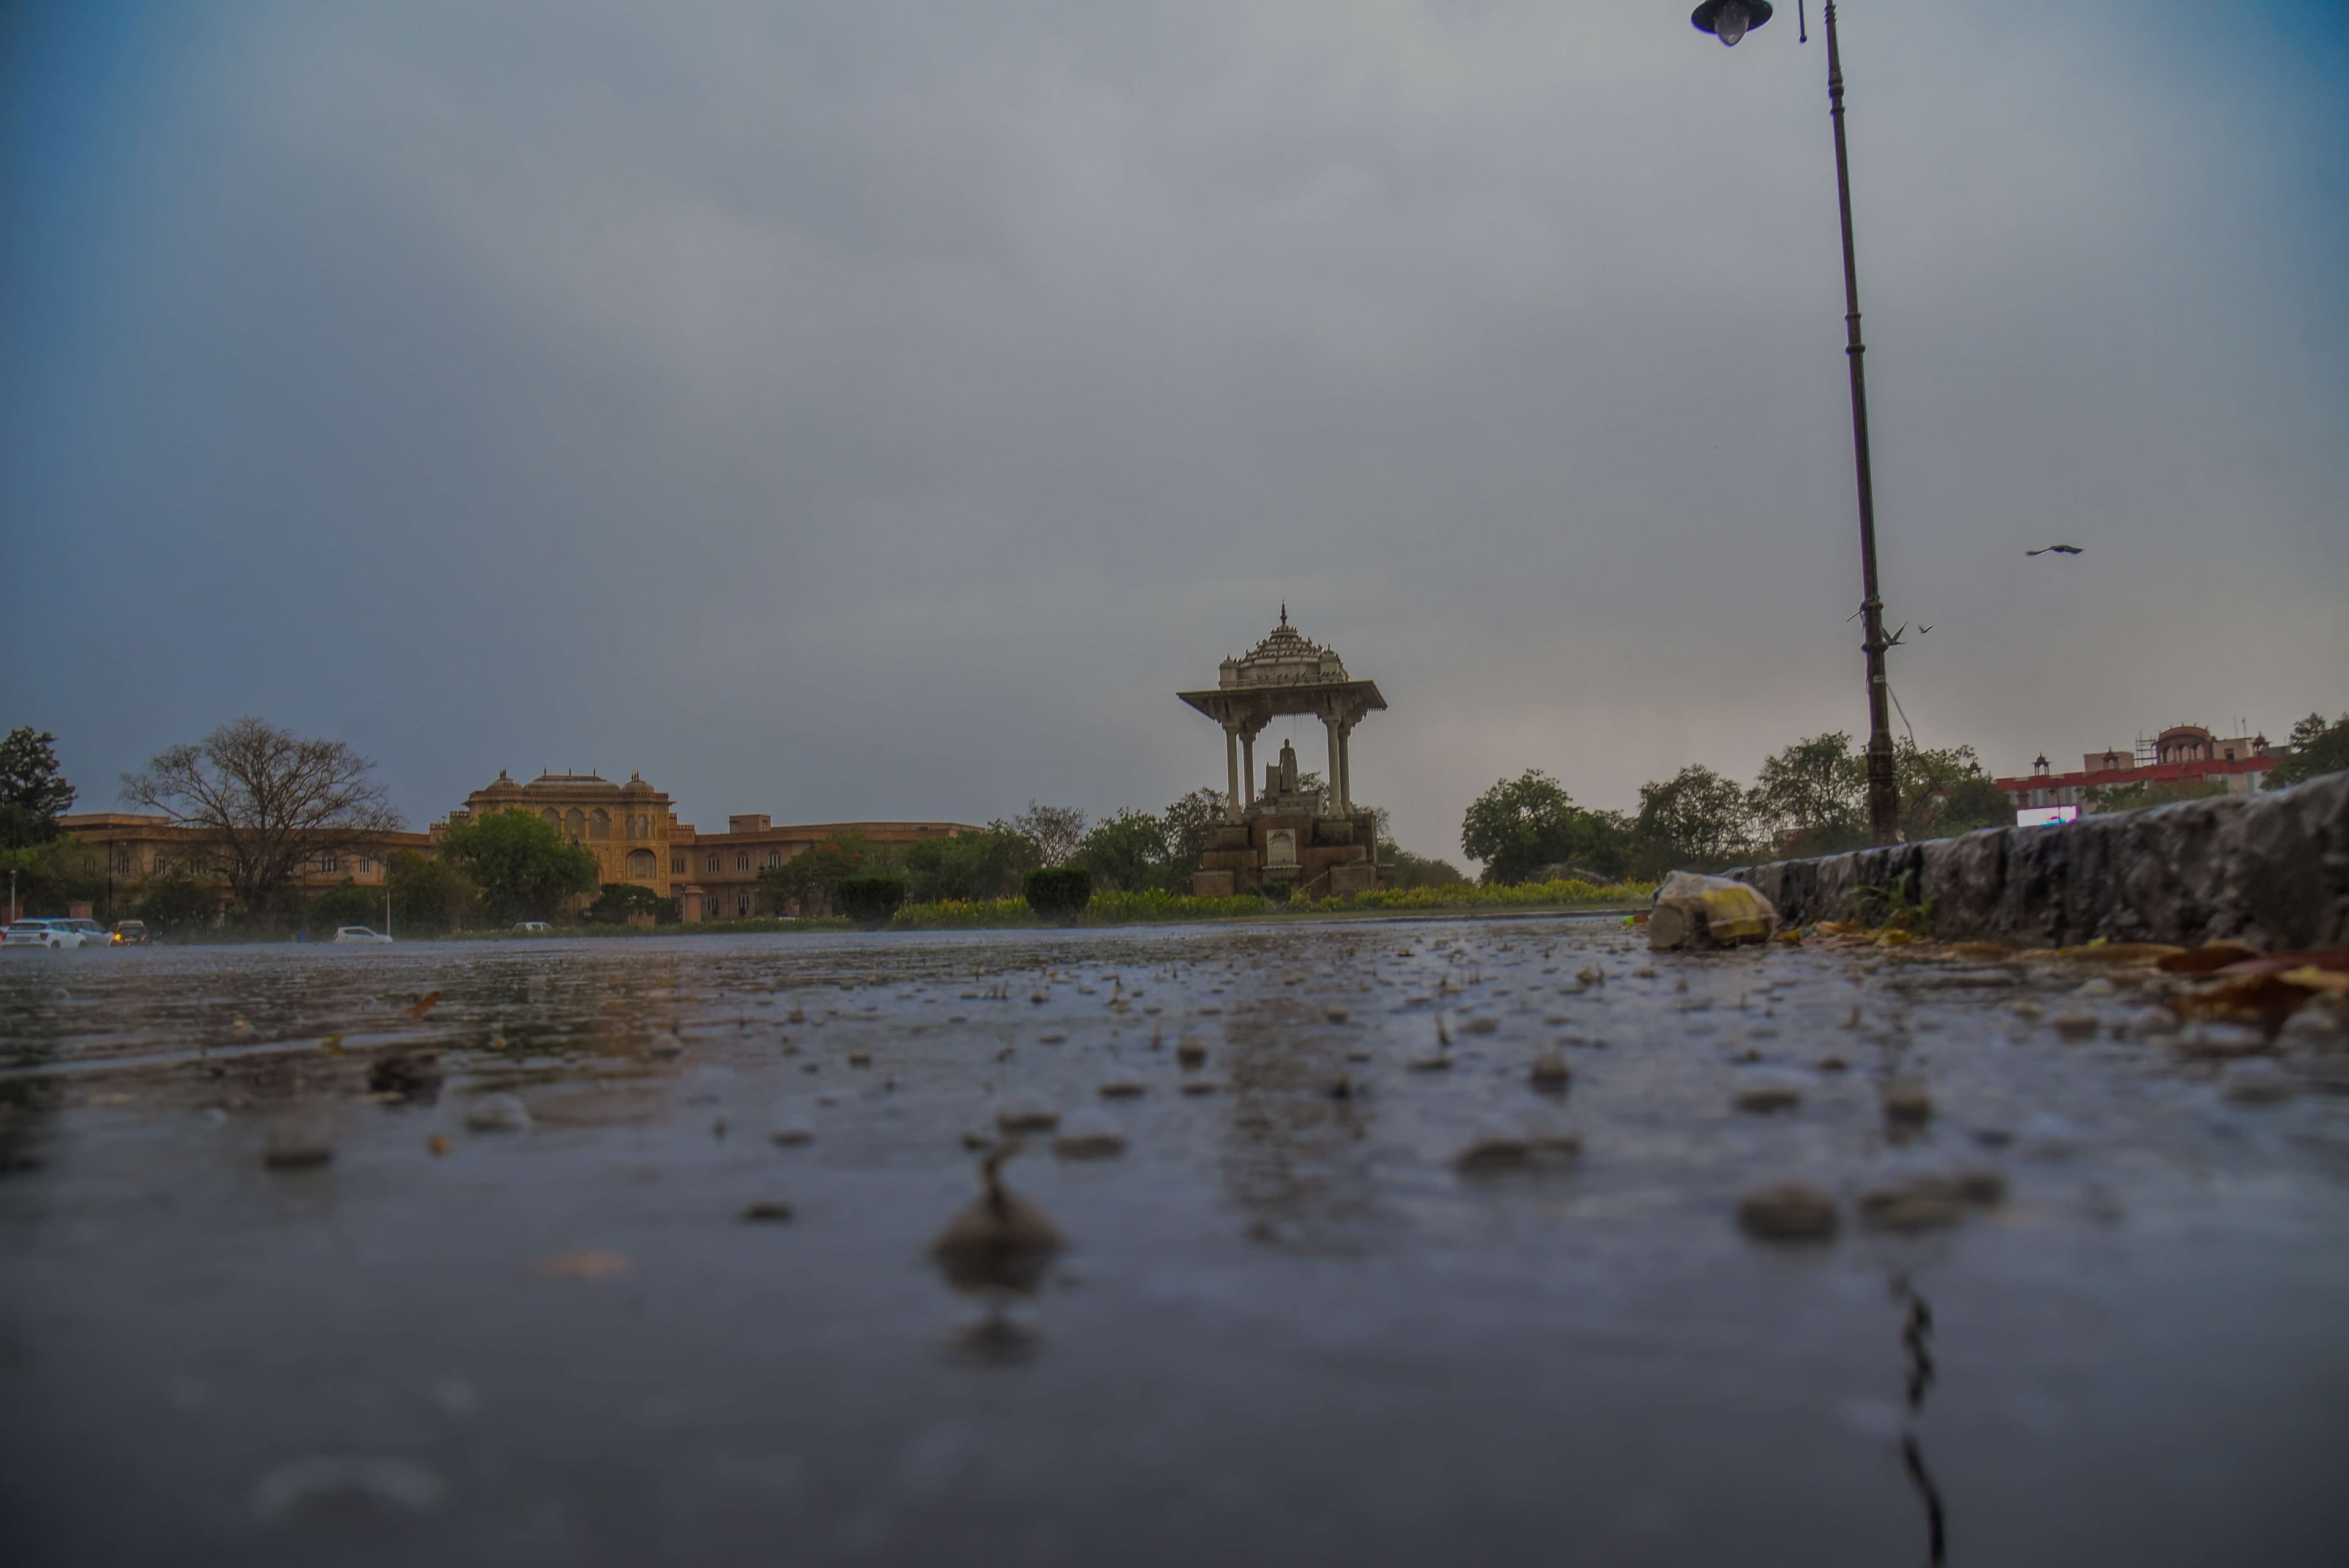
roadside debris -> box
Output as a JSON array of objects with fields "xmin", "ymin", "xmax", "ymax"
[{"xmin": 1649, "ymin": 872, "xmax": 1778, "ymax": 951}]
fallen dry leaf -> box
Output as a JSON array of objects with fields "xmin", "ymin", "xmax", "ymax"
[
  {"xmin": 2158, "ymin": 941, "xmax": 2264, "ymax": 975},
  {"xmin": 2060, "ymin": 943, "xmax": 2184, "ymax": 967},
  {"xmin": 404, "ymin": 992, "xmax": 443, "ymax": 1019},
  {"xmin": 532, "ymin": 1249, "xmax": 631, "ymax": 1281}
]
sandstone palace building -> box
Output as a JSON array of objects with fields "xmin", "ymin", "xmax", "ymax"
[
  {"xmin": 58, "ymin": 771, "xmax": 974, "ymax": 923},
  {"xmin": 437, "ymin": 771, "xmax": 973, "ymax": 920}
]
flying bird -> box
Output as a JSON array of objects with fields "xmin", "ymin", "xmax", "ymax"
[
  {"xmin": 2026, "ymin": 544, "xmax": 2084, "ymax": 556},
  {"xmin": 1918, "ymin": 625, "xmax": 1933, "ymax": 634}
]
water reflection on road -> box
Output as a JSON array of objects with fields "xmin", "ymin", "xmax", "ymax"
[{"xmin": 3, "ymin": 921, "xmax": 2348, "ymax": 1566}]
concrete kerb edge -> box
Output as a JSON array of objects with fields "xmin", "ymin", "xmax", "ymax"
[{"xmin": 1724, "ymin": 771, "xmax": 2349, "ymax": 951}]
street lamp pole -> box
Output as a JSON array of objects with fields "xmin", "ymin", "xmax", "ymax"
[{"xmin": 1693, "ymin": 0, "xmax": 1901, "ymax": 845}]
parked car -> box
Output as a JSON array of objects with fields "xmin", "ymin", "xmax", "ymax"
[
  {"xmin": 513, "ymin": 921, "xmax": 552, "ymax": 933},
  {"xmin": 332, "ymin": 926, "xmax": 393, "ymax": 945},
  {"xmin": 65, "ymin": 918, "xmax": 111, "ymax": 946},
  {"xmin": 4, "ymin": 919, "xmax": 98, "ymax": 949},
  {"xmin": 110, "ymin": 920, "xmax": 150, "ymax": 945}
]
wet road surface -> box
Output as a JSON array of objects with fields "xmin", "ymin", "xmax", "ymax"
[{"xmin": 4, "ymin": 919, "xmax": 2347, "ymax": 1566}]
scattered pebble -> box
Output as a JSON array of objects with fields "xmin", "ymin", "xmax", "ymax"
[
  {"xmin": 1037, "ymin": 1031, "xmax": 1067, "ymax": 1045},
  {"xmin": 250, "ymin": 1455, "xmax": 447, "ymax": 1524},
  {"xmin": 1176, "ymin": 1040, "xmax": 1209, "ymax": 1069},
  {"xmin": 770, "ymin": 1114, "xmax": 815, "ymax": 1146},
  {"xmin": 262, "ymin": 1118, "xmax": 335, "ymax": 1170},
  {"xmin": 463, "ymin": 1094, "xmax": 530, "ymax": 1134},
  {"xmin": 1324, "ymin": 1007, "xmax": 1350, "ymax": 1024},
  {"xmin": 1734, "ymin": 1087, "xmax": 1801, "ymax": 1114},
  {"xmin": 995, "ymin": 1105, "xmax": 1059, "ymax": 1134},
  {"xmin": 1453, "ymin": 1133, "xmax": 1581, "ymax": 1174},
  {"xmin": 739, "ymin": 1200, "xmax": 796, "ymax": 1222},
  {"xmin": 1406, "ymin": 1052, "xmax": 1453, "ymax": 1072},
  {"xmin": 1179, "ymin": 1080, "xmax": 1222, "ymax": 1096},
  {"xmin": 1736, "ymin": 1183, "xmax": 1839, "ymax": 1241},
  {"xmin": 1460, "ymin": 1016, "xmax": 1499, "ymax": 1036},
  {"xmin": 1052, "ymin": 1112, "xmax": 1128, "ymax": 1159},
  {"xmin": 2175, "ymin": 1022, "xmax": 2270, "ymax": 1060},
  {"xmin": 2126, "ymin": 1006, "xmax": 2180, "ymax": 1041},
  {"xmin": 1529, "ymin": 1052, "xmax": 1572, "ymax": 1091},
  {"xmin": 648, "ymin": 1033, "xmax": 685, "ymax": 1058},
  {"xmin": 532, "ymin": 1249, "xmax": 631, "ymax": 1280},
  {"xmin": 427, "ymin": 1134, "xmax": 450, "ymax": 1157},
  {"xmin": 1816, "ymin": 1055, "xmax": 1849, "ymax": 1072},
  {"xmin": 1858, "ymin": 1169, "xmax": 2005, "ymax": 1232},
  {"xmin": 1097, "ymin": 1079, "xmax": 1146, "ymax": 1098},
  {"xmin": 2054, "ymin": 1009, "xmax": 2102, "ymax": 1040},
  {"xmin": 2222, "ymin": 1066, "xmax": 2296, "ymax": 1105},
  {"xmin": 847, "ymin": 1051, "xmax": 872, "ymax": 1067},
  {"xmin": 1882, "ymin": 1081, "xmax": 1933, "ymax": 1127},
  {"xmin": 2077, "ymin": 977, "xmax": 2118, "ymax": 998}
]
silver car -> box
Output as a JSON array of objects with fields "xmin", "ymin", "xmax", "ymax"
[
  {"xmin": 4, "ymin": 919, "xmax": 98, "ymax": 949},
  {"xmin": 331, "ymin": 926, "xmax": 394, "ymax": 944}
]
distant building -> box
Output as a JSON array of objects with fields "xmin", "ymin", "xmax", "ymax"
[
  {"xmin": 1993, "ymin": 725, "xmax": 2276, "ymax": 817},
  {"xmin": 58, "ymin": 770, "xmax": 976, "ymax": 924},
  {"xmin": 435, "ymin": 771, "xmax": 975, "ymax": 921}
]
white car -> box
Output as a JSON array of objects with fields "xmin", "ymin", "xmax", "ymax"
[
  {"xmin": 513, "ymin": 921, "xmax": 552, "ymax": 933},
  {"xmin": 332, "ymin": 926, "xmax": 393, "ymax": 944},
  {"xmin": 4, "ymin": 919, "xmax": 101, "ymax": 949}
]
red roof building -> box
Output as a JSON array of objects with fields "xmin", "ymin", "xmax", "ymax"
[{"xmin": 1994, "ymin": 725, "xmax": 2275, "ymax": 814}]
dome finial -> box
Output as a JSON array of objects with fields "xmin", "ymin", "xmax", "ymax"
[{"xmin": 1279, "ymin": 600, "xmax": 1288, "ymax": 627}]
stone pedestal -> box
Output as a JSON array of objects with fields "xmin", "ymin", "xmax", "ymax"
[{"xmin": 680, "ymin": 884, "xmax": 706, "ymax": 924}]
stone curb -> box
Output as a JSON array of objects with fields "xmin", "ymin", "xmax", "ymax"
[{"xmin": 1725, "ymin": 771, "xmax": 2349, "ymax": 950}]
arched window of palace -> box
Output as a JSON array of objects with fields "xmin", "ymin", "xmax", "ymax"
[
  {"xmin": 626, "ymin": 849, "xmax": 656, "ymax": 879},
  {"xmin": 565, "ymin": 809, "xmax": 586, "ymax": 839},
  {"xmin": 766, "ymin": 850, "xmax": 782, "ymax": 868},
  {"xmin": 735, "ymin": 852, "xmax": 749, "ymax": 872},
  {"xmin": 540, "ymin": 808, "xmax": 560, "ymax": 827},
  {"xmin": 589, "ymin": 809, "xmax": 610, "ymax": 839},
  {"xmin": 707, "ymin": 854, "xmax": 720, "ymax": 874}
]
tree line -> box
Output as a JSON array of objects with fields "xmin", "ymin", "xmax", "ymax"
[
  {"xmin": 7, "ymin": 709, "xmax": 2346, "ymax": 931},
  {"xmin": 1461, "ymin": 733, "xmax": 2019, "ymax": 886}
]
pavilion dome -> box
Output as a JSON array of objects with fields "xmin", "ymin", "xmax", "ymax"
[{"xmin": 1220, "ymin": 611, "xmax": 1348, "ymax": 689}]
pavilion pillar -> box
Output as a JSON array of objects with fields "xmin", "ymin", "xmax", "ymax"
[
  {"xmin": 1337, "ymin": 721, "xmax": 1353, "ymax": 816},
  {"xmin": 1225, "ymin": 725, "xmax": 1242, "ymax": 822},
  {"xmin": 1241, "ymin": 730, "xmax": 1256, "ymax": 812},
  {"xmin": 1324, "ymin": 717, "xmax": 1341, "ymax": 817}
]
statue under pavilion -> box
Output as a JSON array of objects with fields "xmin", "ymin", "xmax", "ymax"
[{"xmin": 1178, "ymin": 609, "xmax": 1387, "ymax": 897}]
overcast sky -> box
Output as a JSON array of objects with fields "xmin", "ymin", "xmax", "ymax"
[{"xmin": 6, "ymin": 0, "xmax": 2344, "ymax": 862}]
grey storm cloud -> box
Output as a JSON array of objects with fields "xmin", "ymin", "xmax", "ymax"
[{"xmin": 4, "ymin": 0, "xmax": 2344, "ymax": 860}]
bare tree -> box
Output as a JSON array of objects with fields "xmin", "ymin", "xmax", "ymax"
[
  {"xmin": 1010, "ymin": 801, "xmax": 1088, "ymax": 868},
  {"xmin": 122, "ymin": 718, "xmax": 404, "ymax": 912}
]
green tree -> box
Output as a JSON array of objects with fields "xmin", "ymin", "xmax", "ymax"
[
  {"xmin": 0, "ymin": 727, "xmax": 76, "ymax": 849},
  {"xmin": 1075, "ymin": 809, "xmax": 1168, "ymax": 893},
  {"xmin": 1752, "ymin": 733, "xmax": 1867, "ymax": 856},
  {"xmin": 585, "ymin": 882, "xmax": 670, "ymax": 924},
  {"xmin": 434, "ymin": 809, "xmax": 598, "ymax": 924},
  {"xmin": 836, "ymin": 875, "xmax": 908, "ymax": 927},
  {"xmin": 1460, "ymin": 770, "xmax": 1631, "ymax": 885},
  {"xmin": 1631, "ymin": 764, "xmax": 1757, "ymax": 875},
  {"xmin": 386, "ymin": 849, "xmax": 479, "ymax": 932},
  {"xmin": 898, "ymin": 827, "xmax": 1038, "ymax": 904},
  {"xmin": 757, "ymin": 834, "xmax": 885, "ymax": 917},
  {"xmin": 308, "ymin": 879, "xmax": 384, "ymax": 932},
  {"xmin": 1896, "ymin": 742, "xmax": 2014, "ymax": 839},
  {"xmin": 1154, "ymin": 787, "xmax": 1230, "ymax": 888},
  {"xmin": 2086, "ymin": 778, "xmax": 2227, "ymax": 813},
  {"xmin": 0, "ymin": 836, "xmax": 106, "ymax": 918},
  {"xmin": 2268, "ymin": 712, "xmax": 2349, "ymax": 789},
  {"xmin": 1024, "ymin": 866, "xmax": 1093, "ymax": 924},
  {"xmin": 132, "ymin": 875, "xmax": 218, "ymax": 932},
  {"xmin": 1383, "ymin": 847, "xmax": 1468, "ymax": 888},
  {"xmin": 121, "ymin": 717, "xmax": 403, "ymax": 912},
  {"xmin": 1010, "ymin": 802, "xmax": 1088, "ymax": 868}
]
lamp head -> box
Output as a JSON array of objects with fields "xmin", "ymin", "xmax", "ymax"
[{"xmin": 1691, "ymin": 0, "xmax": 1773, "ymax": 46}]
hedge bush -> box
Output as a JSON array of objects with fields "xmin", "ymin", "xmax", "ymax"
[
  {"xmin": 835, "ymin": 874, "xmax": 908, "ymax": 928},
  {"xmin": 1023, "ymin": 866, "xmax": 1093, "ymax": 924}
]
